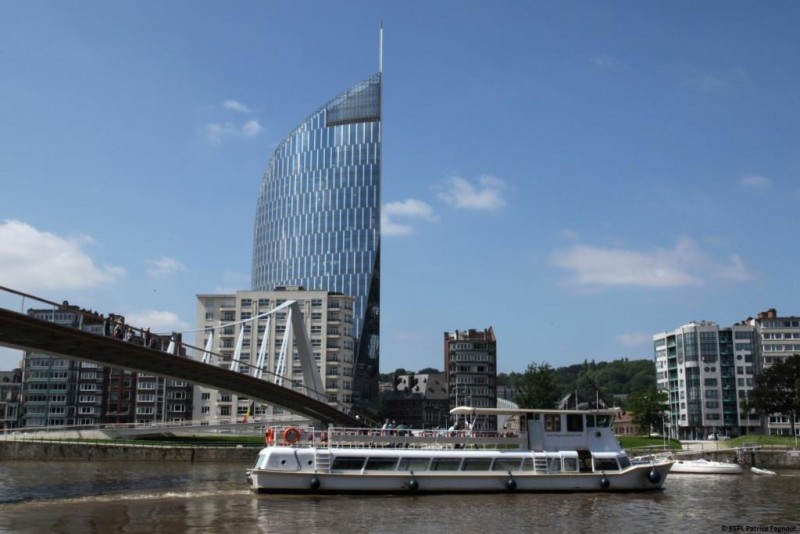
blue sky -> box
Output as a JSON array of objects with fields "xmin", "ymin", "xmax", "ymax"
[{"xmin": 1, "ymin": 1, "xmax": 799, "ymax": 374}]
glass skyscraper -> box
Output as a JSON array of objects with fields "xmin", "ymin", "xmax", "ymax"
[{"xmin": 251, "ymin": 73, "xmax": 381, "ymax": 414}]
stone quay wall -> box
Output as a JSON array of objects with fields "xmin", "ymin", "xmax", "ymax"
[{"xmin": 0, "ymin": 440, "xmax": 256, "ymax": 463}]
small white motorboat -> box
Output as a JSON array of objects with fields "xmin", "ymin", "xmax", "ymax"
[
  {"xmin": 670, "ymin": 458, "xmax": 743, "ymax": 475},
  {"xmin": 750, "ymin": 466, "xmax": 777, "ymax": 476}
]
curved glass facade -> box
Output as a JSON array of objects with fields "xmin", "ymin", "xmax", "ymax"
[{"xmin": 252, "ymin": 73, "xmax": 381, "ymax": 413}]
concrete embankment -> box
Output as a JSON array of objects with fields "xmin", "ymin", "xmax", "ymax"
[{"xmin": 0, "ymin": 440, "xmax": 256, "ymax": 463}]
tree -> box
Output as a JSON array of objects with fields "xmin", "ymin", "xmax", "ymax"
[
  {"xmin": 627, "ymin": 388, "xmax": 668, "ymax": 436},
  {"xmin": 748, "ymin": 354, "xmax": 800, "ymax": 438},
  {"xmin": 514, "ymin": 362, "xmax": 560, "ymax": 409}
]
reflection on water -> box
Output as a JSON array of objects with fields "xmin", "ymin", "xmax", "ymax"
[{"xmin": 0, "ymin": 461, "xmax": 798, "ymax": 533}]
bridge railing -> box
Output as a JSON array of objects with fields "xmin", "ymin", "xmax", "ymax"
[{"xmin": 0, "ymin": 284, "xmax": 357, "ymax": 420}]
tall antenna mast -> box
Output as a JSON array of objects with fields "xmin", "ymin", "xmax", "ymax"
[{"xmin": 379, "ymin": 22, "xmax": 384, "ymax": 74}]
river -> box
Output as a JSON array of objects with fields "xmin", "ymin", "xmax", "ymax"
[{"xmin": 0, "ymin": 460, "xmax": 798, "ymax": 533}]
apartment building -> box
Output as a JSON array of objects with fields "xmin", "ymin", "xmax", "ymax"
[
  {"xmin": 195, "ymin": 287, "xmax": 356, "ymax": 423},
  {"xmin": 444, "ymin": 327, "xmax": 497, "ymax": 431}
]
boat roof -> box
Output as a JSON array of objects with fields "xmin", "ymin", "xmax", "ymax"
[{"xmin": 448, "ymin": 406, "xmax": 620, "ymax": 416}]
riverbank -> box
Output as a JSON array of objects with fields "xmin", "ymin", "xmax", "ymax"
[
  {"xmin": 0, "ymin": 440, "xmax": 255, "ymax": 462},
  {"xmin": 2, "ymin": 439, "xmax": 800, "ymax": 468}
]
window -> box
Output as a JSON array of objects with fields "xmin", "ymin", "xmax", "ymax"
[
  {"xmin": 462, "ymin": 458, "xmax": 492, "ymax": 471},
  {"xmin": 430, "ymin": 458, "xmax": 462, "ymax": 471},
  {"xmin": 544, "ymin": 414, "xmax": 561, "ymax": 432},
  {"xmin": 364, "ymin": 458, "xmax": 398, "ymax": 471},
  {"xmin": 398, "ymin": 458, "xmax": 431, "ymax": 471},
  {"xmin": 566, "ymin": 414, "xmax": 583, "ymax": 432},
  {"xmin": 492, "ymin": 458, "xmax": 523, "ymax": 471},
  {"xmin": 332, "ymin": 457, "xmax": 366, "ymax": 470},
  {"xmin": 594, "ymin": 458, "xmax": 619, "ymax": 471}
]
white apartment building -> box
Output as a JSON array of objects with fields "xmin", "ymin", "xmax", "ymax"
[
  {"xmin": 656, "ymin": 308, "xmax": 800, "ymax": 440},
  {"xmin": 654, "ymin": 321, "xmax": 759, "ymax": 440},
  {"xmin": 194, "ymin": 287, "xmax": 356, "ymax": 424},
  {"xmin": 751, "ymin": 308, "xmax": 800, "ymax": 436}
]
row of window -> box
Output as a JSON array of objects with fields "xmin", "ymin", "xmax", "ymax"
[{"xmin": 320, "ymin": 454, "xmax": 625, "ymax": 474}]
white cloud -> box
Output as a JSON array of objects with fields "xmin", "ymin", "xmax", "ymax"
[
  {"xmin": 223, "ymin": 99, "xmax": 252, "ymax": 113},
  {"xmin": 0, "ymin": 220, "xmax": 125, "ymax": 293},
  {"xmin": 205, "ymin": 120, "xmax": 263, "ymax": 143},
  {"xmin": 242, "ymin": 120, "xmax": 263, "ymax": 137},
  {"xmin": 740, "ymin": 175, "xmax": 771, "ymax": 189},
  {"xmin": 125, "ymin": 310, "xmax": 191, "ymax": 334},
  {"xmin": 145, "ymin": 257, "xmax": 187, "ymax": 278},
  {"xmin": 617, "ymin": 332, "xmax": 653, "ymax": 348},
  {"xmin": 438, "ymin": 176, "xmax": 506, "ymax": 210},
  {"xmin": 550, "ymin": 237, "xmax": 753, "ymax": 288},
  {"xmin": 382, "ymin": 199, "xmax": 437, "ymax": 236}
]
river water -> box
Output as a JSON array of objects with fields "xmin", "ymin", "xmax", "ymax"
[{"xmin": 0, "ymin": 460, "xmax": 798, "ymax": 533}]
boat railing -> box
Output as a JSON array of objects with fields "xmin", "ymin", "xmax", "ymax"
[{"xmin": 263, "ymin": 425, "xmax": 525, "ymax": 450}]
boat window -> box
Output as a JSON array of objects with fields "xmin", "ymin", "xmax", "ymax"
[
  {"xmin": 594, "ymin": 458, "xmax": 619, "ymax": 471},
  {"xmin": 331, "ymin": 457, "xmax": 367, "ymax": 470},
  {"xmin": 492, "ymin": 458, "xmax": 523, "ymax": 471},
  {"xmin": 586, "ymin": 415, "xmax": 595, "ymax": 428},
  {"xmin": 566, "ymin": 414, "xmax": 583, "ymax": 432},
  {"xmin": 618, "ymin": 455, "xmax": 631, "ymax": 469},
  {"xmin": 462, "ymin": 458, "xmax": 493, "ymax": 471},
  {"xmin": 544, "ymin": 414, "xmax": 561, "ymax": 432},
  {"xmin": 595, "ymin": 415, "xmax": 612, "ymax": 428},
  {"xmin": 520, "ymin": 458, "xmax": 534, "ymax": 471},
  {"xmin": 398, "ymin": 458, "xmax": 431, "ymax": 471},
  {"xmin": 549, "ymin": 458, "xmax": 562, "ymax": 472},
  {"xmin": 430, "ymin": 458, "xmax": 462, "ymax": 471},
  {"xmin": 563, "ymin": 457, "xmax": 578, "ymax": 472},
  {"xmin": 365, "ymin": 457, "xmax": 399, "ymax": 471}
]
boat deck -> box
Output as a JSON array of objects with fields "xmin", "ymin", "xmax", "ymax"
[{"xmin": 269, "ymin": 426, "xmax": 525, "ymax": 451}]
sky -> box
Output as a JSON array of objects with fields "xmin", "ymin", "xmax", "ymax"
[{"xmin": 1, "ymin": 1, "xmax": 799, "ymax": 374}]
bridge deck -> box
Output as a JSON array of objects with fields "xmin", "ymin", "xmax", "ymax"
[{"xmin": 0, "ymin": 307, "xmax": 358, "ymax": 426}]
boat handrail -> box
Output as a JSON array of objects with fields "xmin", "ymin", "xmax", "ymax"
[{"xmin": 261, "ymin": 425, "xmax": 525, "ymax": 450}]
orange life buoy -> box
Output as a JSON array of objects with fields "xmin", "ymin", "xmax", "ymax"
[
  {"xmin": 283, "ymin": 426, "xmax": 302, "ymax": 444},
  {"xmin": 265, "ymin": 427, "xmax": 275, "ymax": 445}
]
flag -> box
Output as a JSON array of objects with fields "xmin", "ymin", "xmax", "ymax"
[{"xmin": 242, "ymin": 401, "xmax": 255, "ymax": 423}]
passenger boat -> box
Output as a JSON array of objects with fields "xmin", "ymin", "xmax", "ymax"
[{"xmin": 246, "ymin": 406, "xmax": 673, "ymax": 494}]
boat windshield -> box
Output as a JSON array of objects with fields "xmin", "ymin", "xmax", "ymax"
[{"xmin": 586, "ymin": 414, "xmax": 613, "ymax": 428}]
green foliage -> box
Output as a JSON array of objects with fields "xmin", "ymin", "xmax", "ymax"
[
  {"xmin": 514, "ymin": 362, "xmax": 561, "ymax": 409},
  {"xmin": 384, "ymin": 359, "xmax": 657, "ymax": 405},
  {"xmin": 626, "ymin": 388, "xmax": 668, "ymax": 435},
  {"xmin": 550, "ymin": 359, "xmax": 656, "ymax": 405},
  {"xmin": 748, "ymin": 354, "xmax": 800, "ymax": 437}
]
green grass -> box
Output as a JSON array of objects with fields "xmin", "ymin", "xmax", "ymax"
[{"xmin": 619, "ymin": 436, "xmax": 681, "ymax": 453}]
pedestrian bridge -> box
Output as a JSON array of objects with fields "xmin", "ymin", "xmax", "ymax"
[{"xmin": 0, "ymin": 287, "xmax": 360, "ymax": 427}]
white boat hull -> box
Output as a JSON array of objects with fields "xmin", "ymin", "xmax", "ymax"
[
  {"xmin": 247, "ymin": 447, "xmax": 672, "ymax": 494},
  {"xmin": 670, "ymin": 459, "xmax": 743, "ymax": 475},
  {"xmin": 750, "ymin": 467, "xmax": 776, "ymax": 476}
]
